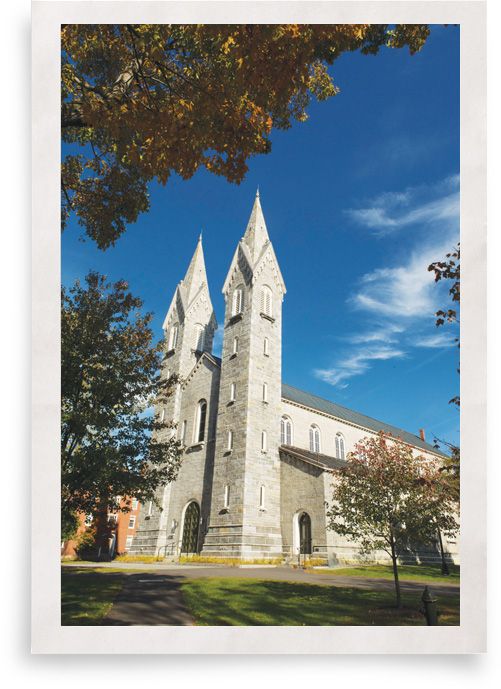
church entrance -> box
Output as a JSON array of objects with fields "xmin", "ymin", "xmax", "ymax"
[
  {"xmin": 180, "ymin": 501, "xmax": 200, "ymax": 554},
  {"xmin": 299, "ymin": 512, "xmax": 312, "ymax": 555}
]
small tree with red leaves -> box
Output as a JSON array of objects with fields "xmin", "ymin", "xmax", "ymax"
[{"xmin": 328, "ymin": 432, "xmax": 458, "ymax": 608}]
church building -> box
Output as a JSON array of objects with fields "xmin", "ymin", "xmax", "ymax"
[{"xmin": 130, "ymin": 192, "xmax": 457, "ymax": 565}]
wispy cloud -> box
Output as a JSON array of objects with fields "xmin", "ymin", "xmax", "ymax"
[
  {"xmin": 315, "ymin": 344, "xmax": 406, "ymax": 388},
  {"xmin": 414, "ymin": 332, "xmax": 457, "ymax": 349},
  {"xmin": 346, "ymin": 175, "xmax": 459, "ymax": 237},
  {"xmin": 315, "ymin": 175, "xmax": 459, "ymax": 388}
]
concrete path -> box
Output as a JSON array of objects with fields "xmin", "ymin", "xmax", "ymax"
[{"xmin": 103, "ymin": 573, "xmax": 195, "ymax": 626}]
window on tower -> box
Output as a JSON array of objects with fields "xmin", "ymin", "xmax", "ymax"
[
  {"xmin": 232, "ymin": 285, "xmax": 244, "ymax": 316},
  {"xmin": 195, "ymin": 399, "xmax": 207, "ymax": 443},
  {"xmin": 260, "ymin": 285, "xmax": 273, "ymax": 317},
  {"xmin": 232, "ymin": 337, "xmax": 239, "ymax": 355},
  {"xmin": 263, "ymin": 337, "xmax": 269, "ymax": 356},
  {"xmin": 168, "ymin": 323, "xmax": 179, "ymax": 351},
  {"xmin": 230, "ymin": 382, "xmax": 236, "ymax": 402},
  {"xmin": 194, "ymin": 324, "xmax": 205, "ymax": 352},
  {"xmin": 261, "ymin": 430, "xmax": 267, "ymax": 452}
]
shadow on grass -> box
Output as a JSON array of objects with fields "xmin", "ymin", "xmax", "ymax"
[
  {"xmin": 61, "ymin": 568, "xmax": 126, "ymax": 625},
  {"xmin": 181, "ymin": 578, "xmax": 460, "ymax": 627}
]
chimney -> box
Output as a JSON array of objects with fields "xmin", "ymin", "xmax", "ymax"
[{"xmin": 419, "ymin": 428, "xmax": 426, "ymax": 442}]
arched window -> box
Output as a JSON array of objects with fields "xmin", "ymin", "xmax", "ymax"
[
  {"xmin": 309, "ymin": 425, "xmax": 321, "ymax": 453},
  {"xmin": 223, "ymin": 485, "xmax": 230, "ymax": 508},
  {"xmin": 195, "ymin": 399, "xmax": 207, "ymax": 443},
  {"xmin": 159, "ymin": 408, "xmax": 165, "ymax": 423},
  {"xmin": 280, "ymin": 416, "xmax": 293, "ymax": 445},
  {"xmin": 193, "ymin": 324, "xmax": 205, "ymax": 351},
  {"xmin": 232, "ymin": 285, "xmax": 244, "ymax": 316},
  {"xmin": 168, "ymin": 323, "xmax": 179, "ymax": 351},
  {"xmin": 259, "ymin": 485, "xmax": 265, "ymax": 509},
  {"xmin": 262, "ymin": 382, "xmax": 268, "ymax": 402},
  {"xmin": 260, "ymin": 285, "xmax": 273, "ymax": 317},
  {"xmin": 230, "ymin": 382, "xmax": 236, "ymax": 402},
  {"xmin": 261, "ymin": 430, "xmax": 267, "ymax": 452},
  {"xmin": 232, "ymin": 337, "xmax": 239, "ymax": 355},
  {"xmin": 263, "ymin": 337, "xmax": 269, "ymax": 356},
  {"xmin": 227, "ymin": 430, "xmax": 233, "ymax": 451},
  {"xmin": 335, "ymin": 433, "xmax": 345, "ymax": 460}
]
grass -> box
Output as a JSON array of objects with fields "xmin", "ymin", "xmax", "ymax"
[
  {"xmin": 307, "ymin": 563, "xmax": 460, "ymax": 584},
  {"xmin": 61, "ymin": 568, "xmax": 126, "ymax": 625},
  {"xmin": 181, "ymin": 577, "xmax": 460, "ymax": 626}
]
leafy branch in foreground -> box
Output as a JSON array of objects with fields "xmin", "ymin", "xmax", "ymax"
[
  {"xmin": 62, "ymin": 23, "xmax": 430, "ymax": 248},
  {"xmin": 61, "ymin": 271, "xmax": 183, "ymax": 554}
]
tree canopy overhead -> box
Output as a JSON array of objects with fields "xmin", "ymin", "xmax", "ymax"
[{"xmin": 61, "ymin": 23, "xmax": 430, "ymax": 248}]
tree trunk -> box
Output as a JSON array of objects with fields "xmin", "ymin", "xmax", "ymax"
[
  {"xmin": 390, "ymin": 533, "xmax": 402, "ymax": 609},
  {"xmin": 94, "ymin": 496, "xmax": 111, "ymax": 561}
]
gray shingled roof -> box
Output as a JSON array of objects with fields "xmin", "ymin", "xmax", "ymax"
[{"xmin": 282, "ymin": 383, "xmax": 445, "ymax": 457}]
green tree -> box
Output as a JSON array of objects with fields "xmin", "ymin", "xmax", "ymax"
[
  {"xmin": 62, "ymin": 23, "xmax": 430, "ymax": 248},
  {"xmin": 61, "ymin": 271, "xmax": 182, "ymax": 557},
  {"xmin": 328, "ymin": 433, "xmax": 458, "ymax": 608}
]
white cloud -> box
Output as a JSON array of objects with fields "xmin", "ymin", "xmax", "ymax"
[
  {"xmin": 346, "ymin": 175, "xmax": 459, "ymax": 237},
  {"xmin": 314, "ymin": 175, "xmax": 459, "ymax": 388},
  {"xmin": 315, "ymin": 345, "xmax": 406, "ymax": 387},
  {"xmin": 414, "ymin": 332, "xmax": 457, "ymax": 349}
]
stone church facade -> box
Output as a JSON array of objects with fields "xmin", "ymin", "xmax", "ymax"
[{"xmin": 130, "ymin": 193, "xmax": 458, "ymax": 565}]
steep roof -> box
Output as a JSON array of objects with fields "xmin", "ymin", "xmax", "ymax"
[
  {"xmin": 242, "ymin": 189, "xmax": 270, "ymax": 263},
  {"xmin": 282, "ymin": 383, "xmax": 446, "ymax": 457}
]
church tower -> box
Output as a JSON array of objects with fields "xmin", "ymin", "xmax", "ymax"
[
  {"xmin": 202, "ymin": 191, "xmax": 286, "ymax": 559},
  {"xmin": 130, "ymin": 235, "xmax": 217, "ymax": 554}
]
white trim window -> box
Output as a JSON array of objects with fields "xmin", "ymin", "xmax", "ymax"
[
  {"xmin": 168, "ymin": 324, "xmax": 179, "ymax": 351},
  {"xmin": 262, "ymin": 382, "xmax": 268, "ymax": 403},
  {"xmin": 195, "ymin": 399, "xmax": 207, "ymax": 443},
  {"xmin": 335, "ymin": 433, "xmax": 346, "ymax": 460},
  {"xmin": 232, "ymin": 336, "xmax": 239, "ymax": 355},
  {"xmin": 263, "ymin": 337, "xmax": 269, "ymax": 356},
  {"xmin": 280, "ymin": 416, "xmax": 293, "ymax": 445},
  {"xmin": 261, "ymin": 430, "xmax": 267, "ymax": 452},
  {"xmin": 260, "ymin": 285, "xmax": 273, "ymax": 317},
  {"xmin": 230, "ymin": 382, "xmax": 236, "ymax": 402},
  {"xmin": 125, "ymin": 535, "xmax": 133, "ymax": 551},
  {"xmin": 232, "ymin": 285, "xmax": 244, "ymax": 316},
  {"xmin": 128, "ymin": 516, "xmax": 136, "ymax": 529},
  {"xmin": 259, "ymin": 485, "xmax": 265, "ymax": 509},
  {"xmin": 193, "ymin": 324, "xmax": 205, "ymax": 351},
  {"xmin": 131, "ymin": 498, "xmax": 139, "ymax": 510},
  {"xmin": 309, "ymin": 425, "xmax": 321, "ymax": 453},
  {"xmin": 227, "ymin": 430, "xmax": 233, "ymax": 451},
  {"xmin": 224, "ymin": 485, "xmax": 230, "ymax": 508}
]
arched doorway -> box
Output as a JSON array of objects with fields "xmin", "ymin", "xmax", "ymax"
[
  {"xmin": 299, "ymin": 512, "xmax": 312, "ymax": 555},
  {"xmin": 180, "ymin": 501, "xmax": 200, "ymax": 554}
]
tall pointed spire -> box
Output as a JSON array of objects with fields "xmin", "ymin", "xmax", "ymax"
[
  {"xmin": 242, "ymin": 189, "xmax": 270, "ymax": 263},
  {"xmin": 182, "ymin": 233, "xmax": 208, "ymax": 304}
]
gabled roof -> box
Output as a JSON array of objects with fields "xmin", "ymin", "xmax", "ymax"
[
  {"xmin": 282, "ymin": 383, "xmax": 446, "ymax": 457},
  {"xmin": 280, "ymin": 444, "xmax": 346, "ymax": 471}
]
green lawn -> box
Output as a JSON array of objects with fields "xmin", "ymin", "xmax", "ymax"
[
  {"xmin": 181, "ymin": 577, "xmax": 460, "ymax": 626},
  {"xmin": 308, "ymin": 563, "xmax": 460, "ymax": 584},
  {"xmin": 61, "ymin": 568, "xmax": 126, "ymax": 625}
]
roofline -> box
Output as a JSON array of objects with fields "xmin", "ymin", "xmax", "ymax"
[{"xmin": 281, "ymin": 392, "xmax": 448, "ymax": 460}]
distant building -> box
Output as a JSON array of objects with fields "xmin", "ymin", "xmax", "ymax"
[{"xmin": 130, "ymin": 192, "xmax": 459, "ymax": 565}]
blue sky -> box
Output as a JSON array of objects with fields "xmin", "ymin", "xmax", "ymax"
[{"xmin": 62, "ymin": 25, "xmax": 460, "ymax": 448}]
